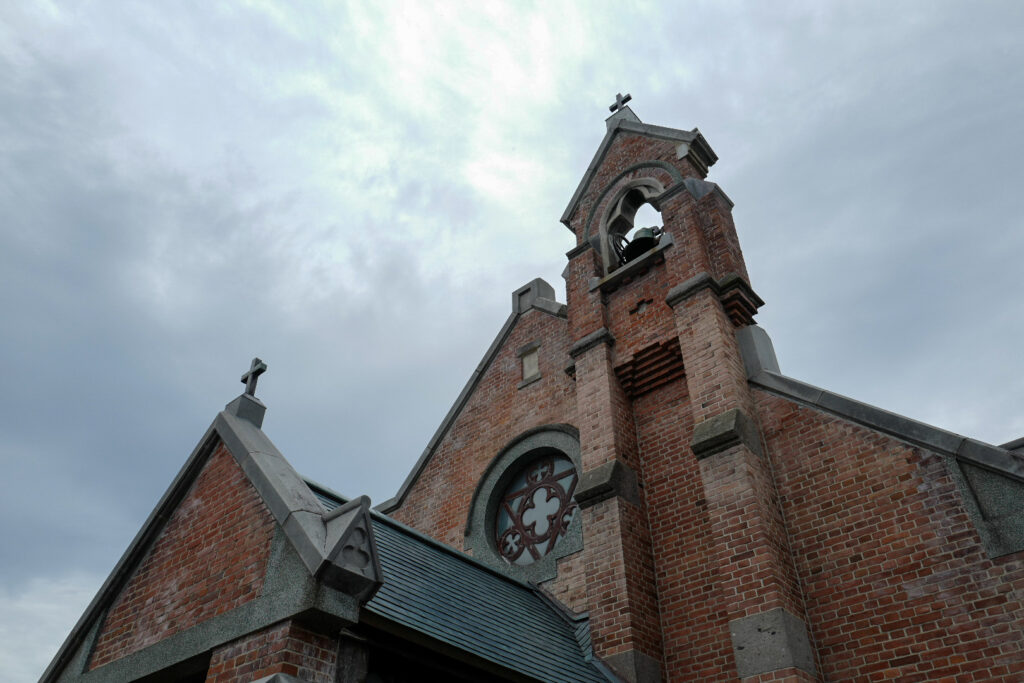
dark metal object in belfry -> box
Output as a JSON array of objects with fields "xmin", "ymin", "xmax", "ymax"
[
  {"xmin": 609, "ymin": 232, "xmax": 629, "ymax": 265},
  {"xmin": 241, "ymin": 357, "xmax": 267, "ymax": 397},
  {"xmin": 609, "ymin": 92, "xmax": 632, "ymax": 113},
  {"xmin": 619, "ymin": 226, "xmax": 663, "ymax": 264}
]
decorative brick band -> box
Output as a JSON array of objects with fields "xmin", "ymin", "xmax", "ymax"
[
  {"xmin": 665, "ymin": 272, "xmax": 764, "ymax": 326},
  {"xmin": 575, "ymin": 459, "xmax": 641, "ymax": 509},
  {"xmin": 569, "ymin": 327, "xmax": 615, "ymax": 359},
  {"xmin": 614, "ymin": 338, "xmax": 685, "ymax": 399},
  {"xmin": 690, "ymin": 408, "xmax": 762, "ymax": 459},
  {"xmin": 729, "ymin": 608, "xmax": 816, "ymax": 679}
]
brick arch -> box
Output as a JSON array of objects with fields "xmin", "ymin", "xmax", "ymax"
[{"xmin": 582, "ymin": 161, "xmax": 681, "ymax": 249}]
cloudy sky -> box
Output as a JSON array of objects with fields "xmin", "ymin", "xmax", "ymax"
[{"xmin": 2, "ymin": 1, "xmax": 1023, "ymax": 679}]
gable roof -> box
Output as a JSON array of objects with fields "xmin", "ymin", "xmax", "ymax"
[
  {"xmin": 42, "ymin": 394, "xmax": 382, "ymax": 683},
  {"xmin": 559, "ymin": 107, "xmax": 718, "ymax": 229},
  {"xmin": 44, "ymin": 391, "xmax": 614, "ymax": 683},
  {"xmin": 314, "ymin": 485, "xmax": 617, "ymax": 683}
]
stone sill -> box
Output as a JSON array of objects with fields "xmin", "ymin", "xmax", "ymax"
[
  {"xmin": 589, "ymin": 233, "xmax": 674, "ymax": 294},
  {"xmin": 517, "ymin": 373, "xmax": 541, "ymax": 390}
]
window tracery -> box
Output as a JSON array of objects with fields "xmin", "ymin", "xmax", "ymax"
[{"xmin": 494, "ymin": 454, "xmax": 579, "ymax": 566}]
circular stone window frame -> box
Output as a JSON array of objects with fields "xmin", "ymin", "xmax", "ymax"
[{"xmin": 464, "ymin": 425, "xmax": 583, "ymax": 583}]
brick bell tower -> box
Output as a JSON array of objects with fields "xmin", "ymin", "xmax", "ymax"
[{"xmin": 561, "ymin": 97, "xmax": 817, "ymax": 681}]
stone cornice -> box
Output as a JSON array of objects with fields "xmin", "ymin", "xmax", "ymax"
[
  {"xmin": 666, "ymin": 271, "xmax": 764, "ymax": 326},
  {"xmin": 569, "ymin": 327, "xmax": 615, "ymax": 359}
]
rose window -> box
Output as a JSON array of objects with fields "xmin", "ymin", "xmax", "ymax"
[{"xmin": 495, "ymin": 454, "xmax": 579, "ymax": 566}]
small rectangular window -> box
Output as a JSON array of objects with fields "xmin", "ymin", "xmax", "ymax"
[{"xmin": 522, "ymin": 348, "xmax": 539, "ymax": 381}]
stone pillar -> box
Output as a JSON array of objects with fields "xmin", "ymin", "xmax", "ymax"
[
  {"xmin": 667, "ymin": 279, "xmax": 818, "ymax": 682},
  {"xmin": 571, "ymin": 329, "xmax": 663, "ymax": 683}
]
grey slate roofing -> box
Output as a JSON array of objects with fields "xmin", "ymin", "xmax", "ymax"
[{"xmin": 311, "ymin": 484, "xmax": 614, "ymax": 683}]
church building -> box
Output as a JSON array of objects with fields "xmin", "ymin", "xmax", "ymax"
[{"xmin": 43, "ymin": 101, "xmax": 1024, "ymax": 682}]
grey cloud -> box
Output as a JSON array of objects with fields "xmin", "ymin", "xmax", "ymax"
[{"xmin": 3, "ymin": 5, "xmax": 1024, "ymax": 679}]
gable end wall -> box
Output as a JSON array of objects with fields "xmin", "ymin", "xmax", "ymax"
[
  {"xmin": 89, "ymin": 443, "xmax": 277, "ymax": 670},
  {"xmin": 391, "ymin": 307, "xmax": 574, "ymax": 550},
  {"xmin": 757, "ymin": 389, "xmax": 1024, "ymax": 681}
]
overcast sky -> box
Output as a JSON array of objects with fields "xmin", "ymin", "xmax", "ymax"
[{"xmin": 3, "ymin": 2, "xmax": 1023, "ymax": 680}]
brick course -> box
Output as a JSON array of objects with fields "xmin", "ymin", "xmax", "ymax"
[
  {"xmin": 757, "ymin": 389, "xmax": 1024, "ymax": 681},
  {"xmin": 205, "ymin": 620, "xmax": 338, "ymax": 683},
  {"xmin": 90, "ymin": 443, "xmax": 276, "ymax": 669},
  {"xmin": 392, "ymin": 307, "xmax": 574, "ymax": 547},
  {"xmin": 385, "ymin": 119, "xmax": 1024, "ymax": 681}
]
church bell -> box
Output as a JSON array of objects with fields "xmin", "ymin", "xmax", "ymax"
[{"xmin": 620, "ymin": 226, "xmax": 663, "ymax": 264}]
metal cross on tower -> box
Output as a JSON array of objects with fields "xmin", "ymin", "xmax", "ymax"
[
  {"xmin": 241, "ymin": 357, "xmax": 267, "ymax": 397},
  {"xmin": 609, "ymin": 92, "xmax": 632, "ymax": 113}
]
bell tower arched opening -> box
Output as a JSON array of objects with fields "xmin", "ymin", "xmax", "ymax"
[{"xmin": 600, "ymin": 181, "xmax": 666, "ymax": 274}]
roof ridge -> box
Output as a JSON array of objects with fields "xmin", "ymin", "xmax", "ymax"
[{"xmin": 530, "ymin": 584, "xmax": 594, "ymax": 660}]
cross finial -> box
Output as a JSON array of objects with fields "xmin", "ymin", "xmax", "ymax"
[
  {"xmin": 241, "ymin": 357, "xmax": 267, "ymax": 397},
  {"xmin": 609, "ymin": 92, "xmax": 632, "ymax": 113}
]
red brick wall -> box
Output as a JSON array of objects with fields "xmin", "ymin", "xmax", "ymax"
[
  {"xmin": 392, "ymin": 307, "xmax": 574, "ymax": 548},
  {"xmin": 564, "ymin": 134, "xmax": 711, "ymax": 346},
  {"xmin": 757, "ymin": 389, "xmax": 1024, "ymax": 681},
  {"xmin": 635, "ymin": 377, "xmax": 737, "ymax": 680},
  {"xmin": 564, "ymin": 133, "xmax": 706, "ymax": 240},
  {"xmin": 205, "ymin": 620, "xmax": 337, "ymax": 683},
  {"xmin": 602, "ymin": 272, "xmax": 677, "ymax": 367},
  {"xmin": 90, "ymin": 443, "xmax": 277, "ymax": 669},
  {"xmin": 544, "ymin": 549, "xmax": 589, "ymax": 612}
]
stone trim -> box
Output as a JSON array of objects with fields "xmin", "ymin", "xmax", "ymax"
[
  {"xmin": 1002, "ymin": 436, "xmax": 1024, "ymax": 452},
  {"xmin": 40, "ymin": 425, "xmax": 221, "ymax": 683},
  {"xmin": 560, "ymin": 111, "xmax": 717, "ymax": 228},
  {"xmin": 379, "ymin": 279, "xmax": 566, "ymax": 513},
  {"xmin": 654, "ymin": 176, "xmax": 734, "ymax": 209},
  {"xmin": 463, "ymin": 426, "xmax": 584, "ymax": 584},
  {"xmin": 41, "ymin": 401, "xmax": 382, "ymax": 682},
  {"xmin": 216, "ymin": 410, "xmax": 383, "ymax": 600},
  {"xmin": 736, "ymin": 324, "xmax": 1024, "ymax": 558},
  {"xmin": 575, "ymin": 459, "xmax": 642, "ymax": 509},
  {"xmin": 49, "ymin": 530, "xmax": 359, "ymax": 682},
  {"xmin": 588, "ymin": 233, "xmax": 675, "ymax": 295},
  {"xmin": 665, "ymin": 272, "xmax": 764, "ymax": 326},
  {"xmin": 582, "ymin": 165, "xmax": 679, "ymax": 249},
  {"xmin": 729, "ymin": 608, "xmax": 816, "ymax": 679},
  {"xmin": 517, "ymin": 374, "xmax": 542, "ymax": 390},
  {"xmin": 690, "ymin": 408, "xmax": 762, "ymax": 459},
  {"xmin": 604, "ymin": 650, "xmax": 663, "ymax": 683},
  {"xmin": 225, "ymin": 393, "xmax": 266, "ymax": 428},
  {"xmin": 569, "ymin": 327, "xmax": 615, "ymax": 359},
  {"xmin": 517, "ymin": 340, "xmax": 541, "ymax": 357},
  {"xmin": 736, "ymin": 325, "xmax": 1024, "ymax": 481},
  {"xmin": 665, "ymin": 272, "xmax": 715, "ymax": 307},
  {"xmin": 566, "ymin": 241, "xmax": 593, "ymax": 259}
]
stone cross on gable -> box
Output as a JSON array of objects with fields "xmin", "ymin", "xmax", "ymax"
[
  {"xmin": 241, "ymin": 357, "xmax": 267, "ymax": 397},
  {"xmin": 609, "ymin": 92, "xmax": 632, "ymax": 113}
]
